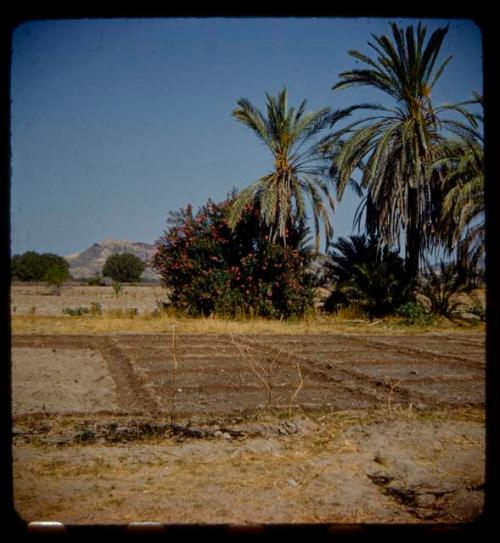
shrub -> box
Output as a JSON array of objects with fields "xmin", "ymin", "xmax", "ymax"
[
  {"xmin": 62, "ymin": 306, "xmax": 90, "ymax": 316},
  {"xmin": 112, "ymin": 280, "xmax": 123, "ymax": 297},
  {"xmin": 87, "ymin": 273, "xmax": 104, "ymax": 286},
  {"xmin": 102, "ymin": 253, "xmax": 145, "ymax": 283},
  {"xmin": 152, "ymin": 195, "xmax": 315, "ymax": 318},
  {"xmin": 396, "ymin": 301, "xmax": 434, "ymax": 325},
  {"xmin": 322, "ymin": 235, "xmax": 413, "ymax": 318},
  {"xmin": 12, "ymin": 251, "xmax": 70, "ymax": 282},
  {"xmin": 466, "ymin": 291, "xmax": 485, "ymax": 322},
  {"xmin": 418, "ymin": 260, "xmax": 468, "ymax": 317},
  {"xmin": 90, "ymin": 302, "xmax": 102, "ymax": 315}
]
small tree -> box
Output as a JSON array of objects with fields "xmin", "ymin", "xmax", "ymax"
[
  {"xmin": 102, "ymin": 253, "xmax": 145, "ymax": 283},
  {"xmin": 44, "ymin": 264, "xmax": 70, "ymax": 295}
]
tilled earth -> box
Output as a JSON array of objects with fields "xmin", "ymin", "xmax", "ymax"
[{"xmin": 11, "ymin": 332, "xmax": 486, "ymax": 525}]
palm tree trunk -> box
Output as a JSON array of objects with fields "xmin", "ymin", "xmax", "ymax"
[{"xmin": 405, "ymin": 188, "xmax": 421, "ymax": 283}]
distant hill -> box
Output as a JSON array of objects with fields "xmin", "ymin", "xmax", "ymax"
[{"xmin": 65, "ymin": 238, "xmax": 159, "ymax": 281}]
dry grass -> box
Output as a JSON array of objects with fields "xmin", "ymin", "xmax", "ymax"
[
  {"xmin": 10, "ymin": 283, "xmax": 485, "ymax": 335},
  {"xmin": 11, "ymin": 311, "xmax": 485, "ymax": 336}
]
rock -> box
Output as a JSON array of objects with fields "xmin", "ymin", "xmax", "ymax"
[
  {"xmin": 415, "ymin": 493, "xmax": 437, "ymax": 508},
  {"xmin": 445, "ymin": 489, "xmax": 484, "ymax": 521},
  {"xmin": 284, "ymin": 422, "xmax": 297, "ymax": 433},
  {"xmin": 287, "ymin": 478, "xmax": 299, "ymax": 487},
  {"xmin": 291, "ymin": 416, "xmax": 319, "ymax": 436},
  {"xmin": 374, "ymin": 451, "xmax": 390, "ymax": 465}
]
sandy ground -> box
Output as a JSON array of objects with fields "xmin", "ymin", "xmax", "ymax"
[
  {"xmin": 11, "ymin": 347, "xmax": 119, "ymax": 414},
  {"xmin": 11, "ymin": 331, "xmax": 485, "ymax": 525},
  {"xmin": 10, "ymin": 284, "xmax": 166, "ymax": 316},
  {"xmin": 12, "ymin": 411, "xmax": 484, "ymax": 525}
]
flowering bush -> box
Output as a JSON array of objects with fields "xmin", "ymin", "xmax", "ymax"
[{"xmin": 152, "ymin": 195, "xmax": 315, "ymax": 318}]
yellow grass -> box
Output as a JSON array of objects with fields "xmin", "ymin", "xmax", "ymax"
[
  {"xmin": 11, "ymin": 312, "xmax": 485, "ymax": 336},
  {"xmin": 10, "ymin": 284, "xmax": 486, "ymax": 336}
]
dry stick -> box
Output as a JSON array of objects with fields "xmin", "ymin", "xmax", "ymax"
[
  {"xmin": 386, "ymin": 379, "xmax": 401, "ymax": 413},
  {"xmin": 368, "ymin": 319, "xmax": 382, "ymax": 327},
  {"xmin": 264, "ymin": 343, "xmax": 286, "ymax": 407},
  {"xmin": 171, "ymin": 325, "xmax": 178, "ymax": 427},
  {"xmin": 231, "ymin": 335, "xmax": 273, "ymax": 407},
  {"xmin": 288, "ymin": 362, "xmax": 304, "ymax": 417}
]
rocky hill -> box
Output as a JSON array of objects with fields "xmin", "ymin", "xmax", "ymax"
[{"xmin": 64, "ymin": 239, "xmax": 159, "ymax": 281}]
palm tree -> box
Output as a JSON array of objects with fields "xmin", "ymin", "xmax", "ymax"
[
  {"xmin": 419, "ymin": 259, "xmax": 469, "ymax": 318},
  {"xmin": 322, "ymin": 234, "xmax": 412, "ymax": 318},
  {"xmin": 228, "ymin": 87, "xmax": 346, "ymax": 253},
  {"xmin": 328, "ymin": 22, "xmax": 477, "ymax": 282},
  {"xmin": 432, "ymin": 94, "xmax": 484, "ymax": 283}
]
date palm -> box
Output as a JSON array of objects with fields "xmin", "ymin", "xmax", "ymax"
[
  {"xmin": 228, "ymin": 88, "xmax": 345, "ymax": 253},
  {"xmin": 322, "ymin": 234, "xmax": 412, "ymax": 318},
  {"xmin": 432, "ymin": 95, "xmax": 484, "ymax": 281},
  {"xmin": 329, "ymin": 22, "xmax": 477, "ymax": 281}
]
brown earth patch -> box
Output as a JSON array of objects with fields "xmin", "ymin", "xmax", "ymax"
[{"xmin": 11, "ymin": 331, "xmax": 486, "ymax": 525}]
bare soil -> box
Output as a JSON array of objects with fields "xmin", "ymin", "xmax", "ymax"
[
  {"xmin": 11, "ymin": 331, "xmax": 485, "ymax": 525},
  {"xmin": 10, "ymin": 284, "xmax": 165, "ymax": 316}
]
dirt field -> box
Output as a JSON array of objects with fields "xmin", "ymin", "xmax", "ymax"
[
  {"xmin": 10, "ymin": 283, "xmax": 166, "ymax": 316},
  {"xmin": 11, "ymin": 330, "xmax": 485, "ymax": 525}
]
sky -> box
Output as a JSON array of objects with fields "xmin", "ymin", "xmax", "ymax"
[{"xmin": 10, "ymin": 17, "xmax": 483, "ymax": 257}]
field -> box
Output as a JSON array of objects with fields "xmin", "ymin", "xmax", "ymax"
[{"xmin": 10, "ymin": 285, "xmax": 486, "ymax": 525}]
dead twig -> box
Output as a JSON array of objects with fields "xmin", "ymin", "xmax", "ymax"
[
  {"xmin": 171, "ymin": 325, "xmax": 178, "ymax": 427},
  {"xmin": 231, "ymin": 335, "xmax": 283, "ymax": 408},
  {"xmin": 288, "ymin": 362, "xmax": 304, "ymax": 417},
  {"xmin": 368, "ymin": 319, "xmax": 382, "ymax": 327},
  {"xmin": 386, "ymin": 379, "xmax": 401, "ymax": 413}
]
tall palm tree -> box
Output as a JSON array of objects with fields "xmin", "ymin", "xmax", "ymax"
[
  {"xmin": 328, "ymin": 22, "xmax": 477, "ymax": 282},
  {"xmin": 228, "ymin": 88, "xmax": 347, "ymax": 253},
  {"xmin": 432, "ymin": 94, "xmax": 484, "ymax": 281}
]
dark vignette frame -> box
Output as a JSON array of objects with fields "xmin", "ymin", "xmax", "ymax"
[{"xmin": 1, "ymin": 6, "xmax": 498, "ymax": 542}]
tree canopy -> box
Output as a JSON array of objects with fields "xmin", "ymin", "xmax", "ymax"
[
  {"xmin": 102, "ymin": 253, "xmax": 145, "ymax": 283},
  {"xmin": 11, "ymin": 251, "xmax": 70, "ymax": 282},
  {"xmin": 228, "ymin": 87, "xmax": 352, "ymax": 253},
  {"xmin": 328, "ymin": 22, "xmax": 478, "ymax": 281}
]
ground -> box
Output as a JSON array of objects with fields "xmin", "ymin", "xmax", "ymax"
[{"xmin": 10, "ymin": 285, "xmax": 486, "ymax": 525}]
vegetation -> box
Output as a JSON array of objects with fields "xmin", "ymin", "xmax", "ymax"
[
  {"xmin": 418, "ymin": 260, "xmax": 469, "ymax": 318},
  {"xmin": 12, "ymin": 22, "xmax": 483, "ymax": 327},
  {"xmin": 62, "ymin": 306, "xmax": 92, "ymax": 316},
  {"xmin": 327, "ymin": 22, "xmax": 478, "ymax": 284},
  {"xmin": 11, "ymin": 251, "xmax": 70, "ymax": 282},
  {"xmin": 102, "ymin": 253, "xmax": 145, "ymax": 283},
  {"xmin": 432, "ymin": 94, "xmax": 484, "ymax": 284},
  {"xmin": 227, "ymin": 87, "xmax": 350, "ymax": 253},
  {"xmin": 44, "ymin": 264, "xmax": 70, "ymax": 294},
  {"xmin": 87, "ymin": 273, "xmax": 105, "ymax": 286},
  {"xmin": 322, "ymin": 235, "xmax": 412, "ymax": 318},
  {"xmin": 396, "ymin": 301, "xmax": 435, "ymax": 326},
  {"xmin": 112, "ymin": 280, "xmax": 123, "ymax": 297},
  {"xmin": 152, "ymin": 195, "xmax": 315, "ymax": 318}
]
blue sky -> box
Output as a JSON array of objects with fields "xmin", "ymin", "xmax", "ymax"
[{"xmin": 10, "ymin": 17, "xmax": 483, "ymax": 256}]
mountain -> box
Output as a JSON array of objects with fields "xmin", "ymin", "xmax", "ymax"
[{"xmin": 65, "ymin": 238, "xmax": 159, "ymax": 281}]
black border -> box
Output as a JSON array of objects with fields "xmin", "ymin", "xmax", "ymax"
[{"xmin": 2, "ymin": 7, "xmax": 498, "ymax": 541}]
